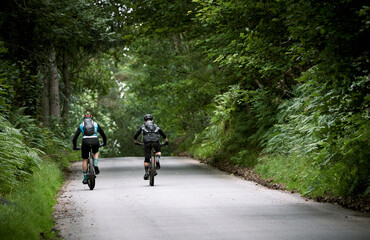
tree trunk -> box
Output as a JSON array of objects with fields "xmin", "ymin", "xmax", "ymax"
[
  {"xmin": 61, "ymin": 53, "xmax": 71, "ymax": 121},
  {"xmin": 49, "ymin": 45, "xmax": 60, "ymax": 118},
  {"xmin": 41, "ymin": 67, "xmax": 50, "ymax": 125}
]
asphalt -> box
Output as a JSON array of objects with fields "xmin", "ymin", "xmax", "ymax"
[{"xmin": 54, "ymin": 157, "xmax": 370, "ymax": 240}]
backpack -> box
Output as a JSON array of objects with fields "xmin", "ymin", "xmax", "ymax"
[
  {"xmin": 144, "ymin": 121, "xmax": 157, "ymax": 132},
  {"xmin": 83, "ymin": 118, "xmax": 96, "ymax": 136},
  {"xmin": 142, "ymin": 121, "xmax": 159, "ymax": 142}
]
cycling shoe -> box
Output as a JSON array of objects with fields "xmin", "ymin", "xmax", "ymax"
[
  {"xmin": 143, "ymin": 173, "xmax": 149, "ymax": 180},
  {"xmin": 82, "ymin": 179, "xmax": 88, "ymax": 184},
  {"xmin": 94, "ymin": 166, "xmax": 100, "ymax": 175}
]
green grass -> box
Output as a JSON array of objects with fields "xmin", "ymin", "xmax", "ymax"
[
  {"xmin": 0, "ymin": 160, "xmax": 64, "ymax": 240},
  {"xmin": 254, "ymin": 154, "xmax": 313, "ymax": 192},
  {"xmin": 254, "ymin": 154, "xmax": 353, "ymax": 197}
]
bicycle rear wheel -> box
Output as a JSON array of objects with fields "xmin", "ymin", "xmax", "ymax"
[
  {"xmin": 87, "ymin": 157, "xmax": 95, "ymax": 190},
  {"xmin": 149, "ymin": 157, "xmax": 155, "ymax": 186}
]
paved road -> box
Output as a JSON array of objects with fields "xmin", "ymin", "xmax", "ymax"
[{"xmin": 54, "ymin": 157, "xmax": 370, "ymax": 240}]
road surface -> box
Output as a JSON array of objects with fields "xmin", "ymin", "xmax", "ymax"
[{"xmin": 54, "ymin": 157, "xmax": 370, "ymax": 240}]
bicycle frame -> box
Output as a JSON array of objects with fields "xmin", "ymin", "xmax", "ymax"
[
  {"xmin": 75, "ymin": 143, "xmax": 102, "ymax": 190},
  {"xmin": 135, "ymin": 142, "xmax": 167, "ymax": 186}
]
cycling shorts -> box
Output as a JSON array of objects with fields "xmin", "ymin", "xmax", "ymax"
[
  {"xmin": 81, "ymin": 138, "xmax": 100, "ymax": 159},
  {"xmin": 144, "ymin": 141, "xmax": 161, "ymax": 163}
]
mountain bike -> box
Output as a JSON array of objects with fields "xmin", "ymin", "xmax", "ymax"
[
  {"xmin": 75, "ymin": 144, "xmax": 103, "ymax": 190},
  {"xmin": 135, "ymin": 142, "xmax": 168, "ymax": 186}
]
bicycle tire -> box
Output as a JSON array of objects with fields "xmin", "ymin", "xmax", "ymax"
[
  {"xmin": 87, "ymin": 156, "xmax": 95, "ymax": 190},
  {"xmin": 149, "ymin": 156, "xmax": 155, "ymax": 186}
]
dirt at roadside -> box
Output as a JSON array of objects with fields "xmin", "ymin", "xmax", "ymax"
[{"xmin": 196, "ymin": 157, "xmax": 370, "ymax": 213}]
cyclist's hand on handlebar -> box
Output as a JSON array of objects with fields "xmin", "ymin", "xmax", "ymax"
[{"xmin": 164, "ymin": 141, "xmax": 169, "ymax": 146}]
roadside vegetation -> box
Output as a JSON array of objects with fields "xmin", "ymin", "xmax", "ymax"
[
  {"xmin": 0, "ymin": 114, "xmax": 74, "ymax": 239},
  {"xmin": 0, "ymin": 2, "xmax": 369, "ymax": 238},
  {"xmin": 0, "ymin": 160, "xmax": 64, "ymax": 239}
]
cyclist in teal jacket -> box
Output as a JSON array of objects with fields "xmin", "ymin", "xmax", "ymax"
[{"xmin": 73, "ymin": 113, "xmax": 107, "ymax": 184}]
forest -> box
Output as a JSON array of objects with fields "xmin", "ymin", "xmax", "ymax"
[{"xmin": 0, "ymin": 1, "xmax": 369, "ymax": 235}]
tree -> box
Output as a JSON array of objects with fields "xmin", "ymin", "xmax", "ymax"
[{"xmin": 0, "ymin": 0, "xmax": 124, "ymax": 123}]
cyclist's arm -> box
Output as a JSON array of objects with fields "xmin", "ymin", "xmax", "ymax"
[
  {"xmin": 133, "ymin": 128, "xmax": 142, "ymax": 143},
  {"xmin": 158, "ymin": 129, "xmax": 167, "ymax": 140},
  {"xmin": 72, "ymin": 127, "xmax": 82, "ymax": 149},
  {"xmin": 97, "ymin": 124, "xmax": 107, "ymax": 146}
]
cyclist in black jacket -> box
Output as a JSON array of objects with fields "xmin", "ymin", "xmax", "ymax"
[
  {"xmin": 73, "ymin": 113, "xmax": 107, "ymax": 184},
  {"xmin": 134, "ymin": 114, "xmax": 168, "ymax": 180}
]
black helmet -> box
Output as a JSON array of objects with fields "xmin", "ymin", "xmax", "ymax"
[{"xmin": 144, "ymin": 114, "xmax": 153, "ymax": 121}]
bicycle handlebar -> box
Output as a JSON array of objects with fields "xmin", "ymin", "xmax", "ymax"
[
  {"xmin": 74, "ymin": 144, "xmax": 104, "ymax": 151},
  {"xmin": 135, "ymin": 142, "xmax": 169, "ymax": 146}
]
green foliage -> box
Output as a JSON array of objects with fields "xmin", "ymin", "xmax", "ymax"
[
  {"xmin": 72, "ymin": 54, "xmax": 117, "ymax": 96},
  {"xmin": 1, "ymin": 0, "xmax": 124, "ymax": 122},
  {"xmin": 0, "ymin": 113, "xmax": 72, "ymax": 238},
  {"xmin": 0, "ymin": 42, "xmax": 16, "ymax": 113},
  {"xmin": 0, "ymin": 160, "xmax": 64, "ymax": 240},
  {"xmin": 0, "ymin": 116, "xmax": 41, "ymax": 193},
  {"xmin": 0, "ymin": 109, "xmax": 72, "ymax": 194},
  {"xmin": 193, "ymin": 0, "xmax": 299, "ymax": 95},
  {"xmin": 0, "ymin": 42, "xmax": 39, "ymax": 116},
  {"xmin": 264, "ymin": 68, "xmax": 369, "ymax": 196},
  {"xmin": 190, "ymin": 84, "xmax": 262, "ymax": 167}
]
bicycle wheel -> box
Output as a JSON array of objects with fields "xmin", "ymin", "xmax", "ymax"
[
  {"xmin": 149, "ymin": 157, "xmax": 155, "ymax": 186},
  {"xmin": 87, "ymin": 156, "xmax": 95, "ymax": 190}
]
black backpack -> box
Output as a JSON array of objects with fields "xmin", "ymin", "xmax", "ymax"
[
  {"xmin": 83, "ymin": 118, "xmax": 96, "ymax": 136},
  {"xmin": 142, "ymin": 121, "xmax": 159, "ymax": 142}
]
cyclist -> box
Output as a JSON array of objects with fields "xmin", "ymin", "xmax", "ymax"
[
  {"xmin": 134, "ymin": 114, "xmax": 168, "ymax": 180},
  {"xmin": 73, "ymin": 113, "xmax": 107, "ymax": 184}
]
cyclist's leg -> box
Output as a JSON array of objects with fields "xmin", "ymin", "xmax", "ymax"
[
  {"xmin": 81, "ymin": 140, "xmax": 90, "ymax": 184},
  {"xmin": 90, "ymin": 139, "xmax": 100, "ymax": 174},
  {"xmin": 153, "ymin": 142, "xmax": 161, "ymax": 169},
  {"xmin": 93, "ymin": 152, "xmax": 99, "ymax": 161},
  {"xmin": 143, "ymin": 142, "xmax": 152, "ymax": 179},
  {"xmin": 82, "ymin": 159, "xmax": 88, "ymax": 171}
]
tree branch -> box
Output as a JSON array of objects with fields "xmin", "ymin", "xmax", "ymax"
[{"xmin": 71, "ymin": 56, "xmax": 93, "ymax": 78}]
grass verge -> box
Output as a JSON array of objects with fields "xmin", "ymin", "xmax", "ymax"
[
  {"xmin": 0, "ymin": 159, "xmax": 64, "ymax": 240},
  {"xmin": 254, "ymin": 154, "xmax": 315, "ymax": 194}
]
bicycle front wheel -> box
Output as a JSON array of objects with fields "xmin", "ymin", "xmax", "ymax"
[{"xmin": 87, "ymin": 157, "xmax": 95, "ymax": 190}]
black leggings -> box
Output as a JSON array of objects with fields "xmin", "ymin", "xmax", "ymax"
[{"xmin": 144, "ymin": 142, "xmax": 161, "ymax": 163}]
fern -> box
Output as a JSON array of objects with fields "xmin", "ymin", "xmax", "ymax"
[
  {"xmin": 0, "ymin": 116, "xmax": 41, "ymax": 194},
  {"xmin": 264, "ymin": 68, "xmax": 370, "ymax": 196}
]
